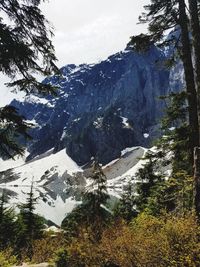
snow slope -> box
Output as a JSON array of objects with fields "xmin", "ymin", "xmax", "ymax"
[
  {"xmin": 0, "ymin": 146, "xmax": 150, "ymax": 225},
  {"xmin": 104, "ymin": 146, "xmax": 147, "ymax": 190},
  {"xmin": 0, "ymin": 151, "xmax": 29, "ymax": 172},
  {"xmin": 1, "ymin": 149, "xmax": 82, "ymax": 186},
  {"xmin": 2, "ymin": 185, "xmax": 81, "ymax": 225}
]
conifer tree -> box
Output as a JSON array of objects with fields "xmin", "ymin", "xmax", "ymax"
[
  {"xmin": 134, "ymin": 155, "xmax": 164, "ymax": 213},
  {"xmin": 0, "ymin": 0, "xmax": 58, "ymax": 159},
  {"xmin": 187, "ymin": 0, "xmax": 200, "ymax": 217},
  {"xmin": 130, "ymin": 0, "xmax": 199, "ymax": 163},
  {"xmin": 16, "ymin": 184, "xmax": 44, "ymax": 259},
  {"xmin": 158, "ymin": 92, "xmax": 190, "ymax": 173},
  {"xmin": 62, "ymin": 161, "xmax": 111, "ymax": 239},
  {"xmin": 0, "ymin": 190, "xmax": 17, "ymax": 249},
  {"xmin": 84, "ymin": 161, "xmax": 109, "ymax": 218},
  {"xmin": 0, "ymin": 106, "xmax": 32, "ymax": 159},
  {"xmin": 130, "ymin": 0, "xmax": 200, "ymax": 216},
  {"xmin": 178, "ymin": 0, "xmax": 199, "ymax": 155},
  {"xmin": 83, "ymin": 161, "xmax": 111, "ymax": 239},
  {"xmin": 114, "ymin": 182, "xmax": 137, "ymax": 221},
  {"xmin": 188, "ymin": 0, "xmax": 200, "ymax": 134}
]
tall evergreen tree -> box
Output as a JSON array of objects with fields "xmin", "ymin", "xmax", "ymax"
[
  {"xmin": 62, "ymin": 161, "xmax": 111, "ymax": 239},
  {"xmin": 156, "ymin": 92, "xmax": 191, "ymax": 174},
  {"xmin": 16, "ymin": 184, "xmax": 44, "ymax": 259},
  {"xmin": 130, "ymin": 0, "xmax": 199, "ymax": 163},
  {"xmin": 0, "ymin": 190, "xmax": 17, "ymax": 249},
  {"xmin": 114, "ymin": 182, "xmax": 137, "ymax": 221},
  {"xmin": 187, "ymin": 0, "xmax": 200, "ymax": 217},
  {"xmin": 83, "ymin": 161, "xmax": 111, "ymax": 239},
  {"xmin": 188, "ymin": 0, "xmax": 200, "ymax": 133},
  {"xmin": 178, "ymin": 0, "xmax": 199, "ymax": 155},
  {"xmin": 130, "ymin": 0, "xmax": 200, "ymax": 216},
  {"xmin": 84, "ymin": 161, "xmax": 110, "ymax": 218},
  {"xmin": 0, "ymin": 0, "xmax": 58, "ymax": 158}
]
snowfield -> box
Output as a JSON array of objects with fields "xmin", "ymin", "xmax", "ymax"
[
  {"xmin": 1, "ymin": 149, "xmax": 82, "ymax": 186},
  {"xmin": 0, "ymin": 146, "xmax": 151, "ymax": 225}
]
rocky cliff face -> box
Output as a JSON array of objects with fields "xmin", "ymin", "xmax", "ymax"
[{"xmin": 11, "ymin": 46, "xmax": 170, "ymax": 165}]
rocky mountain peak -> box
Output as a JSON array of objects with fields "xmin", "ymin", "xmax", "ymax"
[{"xmin": 11, "ymin": 45, "xmax": 170, "ymax": 165}]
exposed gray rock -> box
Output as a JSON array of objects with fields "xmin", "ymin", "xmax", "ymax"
[{"xmin": 11, "ymin": 46, "xmax": 171, "ymax": 165}]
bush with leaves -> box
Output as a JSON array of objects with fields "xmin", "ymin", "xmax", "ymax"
[
  {"xmin": 53, "ymin": 248, "xmax": 69, "ymax": 267},
  {"xmin": 0, "ymin": 250, "xmax": 17, "ymax": 267},
  {"xmin": 100, "ymin": 213, "xmax": 200, "ymax": 267},
  {"xmin": 31, "ymin": 233, "xmax": 67, "ymax": 264}
]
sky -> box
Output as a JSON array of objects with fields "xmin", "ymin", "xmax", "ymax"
[{"xmin": 0, "ymin": 0, "xmax": 150, "ymax": 106}]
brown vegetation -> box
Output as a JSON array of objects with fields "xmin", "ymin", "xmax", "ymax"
[{"xmin": 27, "ymin": 213, "xmax": 200, "ymax": 267}]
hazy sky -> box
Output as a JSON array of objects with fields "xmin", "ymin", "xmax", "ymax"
[
  {"xmin": 0, "ymin": 0, "xmax": 150, "ymax": 106},
  {"xmin": 41, "ymin": 0, "xmax": 150, "ymax": 66}
]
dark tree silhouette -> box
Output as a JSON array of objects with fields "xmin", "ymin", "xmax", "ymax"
[{"xmin": 0, "ymin": 0, "xmax": 58, "ymax": 158}]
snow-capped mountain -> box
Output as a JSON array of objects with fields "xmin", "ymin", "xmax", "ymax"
[
  {"xmin": 10, "ymin": 45, "xmax": 171, "ymax": 166},
  {"xmin": 0, "ymin": 42, "xmax": 183, "ymax": 224}
]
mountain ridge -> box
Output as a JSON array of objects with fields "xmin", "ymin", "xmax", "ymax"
[{"xmin": 10, "ymin": 45, "xmax": 171, "ymax": 165}]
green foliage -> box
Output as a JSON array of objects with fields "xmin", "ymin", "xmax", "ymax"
[
  {"xmin": 100, "ymin": 213, "xmax": 200, "ymax": 267},
  {"xmin": 0, "ymin": 191, "xmax": 18, "ymax": 250},
  {"xmin": 50, "ymin": 213, "xmax": 200, "ymax": 267},
  {"xmin": 84, "ymin": 161, "xmax": 110, "ymax": 213},
  {"xmin": 114, "ymin": 182, "xmax": 137, "ymax": 221},
  {"xmin": 54, "ymin": 248, "xmax": 69, "ymax": 267},
  {"xmin": 133, "ymin": 152, "xmax": 164, "ymax": 213},
  {"xmin": 130, "ymin": 89, "xmax": 195, "ymax": 216},
  {"xmin": 0, "ymin": 0, "xmax": 57, "ymax": 89},
  {"xmin": 31, "ymin": 233, "xmax": 67, "ymax": 264},
  {"xmin": 158, "ymin": 92, "xmax": 192, "ymax": 174},
  {"xmin": 61, "ymin": 204, "xmax": 91, "ymax": 237},
  {"xmin": 0, "ymin": 250, "xmax": 16, "ymax": 267},
  {"xmin": 144, "ymin": 172, "xmax": 193, "ymax": 216},
  {"xmin": 0, "ymin": 0, "xmax": 58, "ymax": 159},
  {"xmin": 134, "ymin": 151, "xmax": 193, "ymax": 216},
  {"xmin": 15, "ymin": 184, "xmax": 45, "ymax": 259},
  {"xmin": 62, "ymin": 162, "xmax": 111, "ymax": 239},
  {"xmin": 0, "ymin": 106, "xmax": 32, "ymax": 159},
  {"xmin": 129, "ymin": 0, "xmax": 179, "ymax": 51}
]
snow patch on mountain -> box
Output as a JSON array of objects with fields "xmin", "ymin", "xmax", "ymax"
[
  {"xmin": 24, "ymin": 95, "xmax": 49, "ymax": 105},
  {"xmin": 121, "ymin": 116, "xmax": 129, "ymax": 128},
  {"xmin": 143, "ymin": 133, "xmax": 149, "ymax": 138},
  {"xmin": 0, "ymin": 151, "xmax": 29, "ymax": 172},
  {"xmin": 4, "ymin": 149, "xmax": 82, "ymax": 186},
  {"xmin": 3, "ymin": 185, "xmax": 80, "ymax": 225},
  {"xmin": 104, "ymin": 147, "xmax": 148, "ymax": 191},
  {"xmin": 0, "ymin": 145, "xmax": 172, "ymax": 225}
]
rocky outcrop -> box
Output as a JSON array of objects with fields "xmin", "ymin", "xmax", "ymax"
[{"xmin": 11, "ymin": 46, "xmax": 170, "ymax": 165}]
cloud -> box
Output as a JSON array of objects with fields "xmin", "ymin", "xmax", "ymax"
[
  {"xmin": 0, "ymin": 0, "xmax": 150, "ymax": 105},
  {"xmin": 54, "ymin": 14, "xmax": 130, "ymax": 65},
  {"xmin": 42, "ymin": 0, "xmax": 150, "ymax": 66}
]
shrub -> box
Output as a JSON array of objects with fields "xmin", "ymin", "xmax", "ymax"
[
  {"xmin": 0, "ymin": 250, "xmax": 16, "ymax": 267},
  {"xmin": 100, "ymin": 213, "xmax": 200, "ymax": 267},
  {"xmin": 54, "ymin": 248, "xmax": 69, "ymax": 267},
  {"xmin": 31, "ymin": 233, "xmax": 67, "ymax": 263}
]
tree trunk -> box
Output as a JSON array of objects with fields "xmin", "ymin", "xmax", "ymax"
[
  {"xmin": 178, "ymin": 0, "xmax": 199, "ymax": 163},
  {"xmin": 188, "ymin": 0, "xmax": 200, "ymax": 145},
  {"xmin": 187, "ymin": 0, "xmax": 200, "ymax": 217},
  {"xmin": 194, "ymin": 147, "xmax": 200, "ymax": 217}
]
